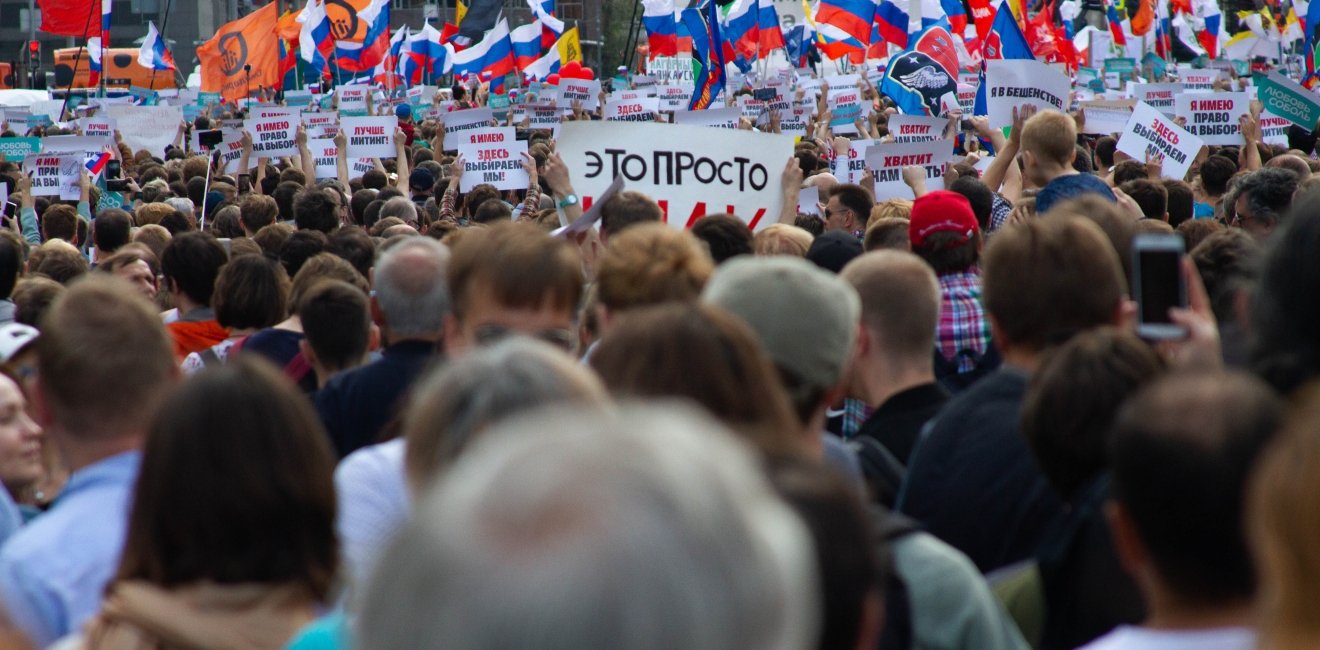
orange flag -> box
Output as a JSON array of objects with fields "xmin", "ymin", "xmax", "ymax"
[
  {"xmin": 197, "ymin": 3, "xmax": 280, "ymax": 103},
  {"xmin": 1130, "ymin": 0, "xmax": 1155, "ymax": 35}
]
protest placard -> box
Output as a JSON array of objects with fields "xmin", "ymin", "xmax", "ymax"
[
  {"xmin": 1261, "ymin": 112, "xmax": 1291, "ymax": 146},
  {"xmin": 308, "ymin": 138, "xmax": 339, "ymax": 180},
  {"xmin": 864, "ymin": 140, "xmax": 955, "ymax": 201},
  {"xmin": 103, "ymin": 105, "xmax": 182, "ymax": 155},
  {"xmin": 243, "ymin": 114, "xmax": 299, "ymax": 157},
  {"xmin": 1178, "ymin": 69, "xmax": 1217, "ymax": 92},
  {"xmin": 888, "ymin": 115, "xmax": 948, "ymax": 143},
  {"xmin": 657, "ymin": 85, "xmax": 691, "ymax": 111},
  {"xmin": 1116, "ymin": 101, "xmax": 1204, "ymax": 180},
  {"xmin": 337, "ymin": 86, "xmax": 369, "ymax": 116},
  {"xmin": 604, "ymin": 96, "xmax": 660, "ymax": 122},
  {"xmin": 672, "ymin": 107, "xmax": 741, "ymax": 129},
  {"xmin": 556, "ymin": 121, "xmax": 795, "ymax": 231},
  {"xmin": 407, "ymin": 85, "xmax": 437, "ymax": 107},
  {"xmin": 1131, "ymin": 83, "xmax": 1183, "ymax": 116},
  {"xmin": 1079, "ymin": 99, "xmax": 1135, "ymax": 135},
  {"xmin": 1255, "ymin": 71, "xmax": 1320, "ymax": 129},
  {"xmin": 798, "ymin": 186, "xmax": 821, "ymax": 216},
  {"xmin": 1174, "ymin": 92, "xmax": 1248, "ymax": 145},
  {"xmin": 827, "ymin": 85, "xmax": 864, "ymax": 135},
  {"xmin": 0, "ymin": 138, "xmax": 38, "ymax": 162},
  {"xmin": 456, "ymin": 127, "xmax": 528, "ymax": 192},
  {"xmin": 984, "ymin": 59, "xmax": 1071, "ymax": 129},
  {"xmin": 525, "ymin": 106, "xmax": 561, "ymax": 133},
  {"xmin": 253, "ymin": 106, "xmax": 298, "ymax": 120},
  {"xmin": 957, "ymin": 83, "xmax": 977, "ymax": 115},
  {"xmin": 341, "ymin": 116, "xmax": 398, "ymax": 158},
  {"xmin": 301, "ymin": 111, "xmax": 338, "ymax": 131},
  {"xmin": 212, "ymin": 129, "xmax": 246, "ymax": 171},
  {"xmin": 831, "ymin": 139, "xmax": 876, "ymax": 185},
  {"xmin": 443, "ymin": 107, "xmax": 496, "ymax": 134},
  {"xmin": 79, "ymin": 117, "xmax": 116, "ymax": 138},
  {"xmin": 558, "ymin": 79, "xmax": 602, "ymax": 110},
  {"xmin": 777, "ymin": 108, "xmax": 811, "ymax": 137},
  {"xmin": 23, "ymin": 154, "xmax": 78, "ymax": 198}
]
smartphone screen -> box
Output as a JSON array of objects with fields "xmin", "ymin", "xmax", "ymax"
[{"xmin": 1138, "ymin": 249, "xmax": 1182, "ymax": 324}]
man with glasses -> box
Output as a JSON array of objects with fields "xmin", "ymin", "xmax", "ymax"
[
  {"xmin": 1229, "ymin": 167, "xmax": 1298, "ymax": 240},
  {"xmin": 823, "ymin": 183, "xmax": 875, "ymax": 236}
]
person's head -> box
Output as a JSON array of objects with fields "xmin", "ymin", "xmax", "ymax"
[
  {"xmin": 824, "ymin": 183, "xmax": 874, "ymax": 232},
  {"xmin": 753, "ymin": 223, "xmax": 814, "ymax": 257},
  {"xmin": 0, "ymin": 232, "xmax": 22, "ymax": 301},
  {"xmin": 703, "ymin": 256, "xmax": 861, "ymax": 435},
  {"xmin": 298, "ymin": 280, "xmax": 373, "ymax": 379},
  {"xmin": 804, "ymin": 231, "xmax": 863, "ymax": 274},
  {"xmin": 445, "ymin": 223, "xmax": 582, "ymax": 356},
  {"xmin": 1020, "ymin": 109, "xmax": 1077, "ymax": 186},
  {"xmin": 863, "ymin": 217, "xmax": 911, "ymax": 252},
  {"xmin": 598, "ymin": 190, "xmax": 663, "ymax": 244},
  {"xmin": 1094, "ymin": 136, "xmax": 1117, "ymax": 170},
  {"xmin": 213, "ymin": 254, "xmax": 289, "ymax": 331},
  {"xmin": 35, "ymin": 277, "xmax": 176, "ymax": 449},
  {"xmin": 12, "ymin": 277, "xmax": 62, "ymax": 327},
  {"xmin": 359, "ymin": 404, "xmax": 817, "ymax": 650},
  {"xmin": 34, "ymin": 240, "xmax": 89, "ymax": 285},
  {"xmin": 591, "ymin": 303, "xmax": 802, "ymax": 459},
  {"xmin": 1108, "ymin": 372, "xmax": 1282, "ymax": 610},
  {"xmin": 0, "ymin": 366, "xmax": 41, "ymax": 499},
  {"xmin": 131, "ymin": 223, "xmax": 172, "ymax": 260},
  {"xmin": 908, "ymin": 190, "xmax": 981, "ymax": 274},
  {"xmin": 373, "ymin": 236, "xmax": 451, "ymax": 342},
  {"xmin": 1234, "ymin": 167, "xmax": 1299, "ymax": 239},
  {"xmin": 1162, "ymin": 179, "xmax": 1194, "ymax": 227},
  {"xmin": 1250, "ymin": 194, "xmax": 1320, "ymax": 394},
  {"xmin": 238, "ymin": 193, "xmax": 279, "ymax": 235},
  {"xmin": 92, "ymin": 209, "xmax": 132, "ymax": 254},
  {"xmin": 132, "ymin": 202, "xmax": 175, "ymax": 227},
  {"xmin": 279, "ymin": 229, "xmax": 327, "ymax": 278},
  {"xmin": 841, "ymin": 250, "xmax": 939, "ymax": 380},
  {"xmin": 1111, "ymin": 160, "xmax": 1149, "ymax": 186},
  {"xmin": 115, "ymin": 358, "xmax": 337, "ymax": 602},
  {"xmin": 1021, "ymin": 328, "xmax": 1163, "ymax": 501},
  {"xmin": 96, "ymin": 246, "xmax": 160, "ymax": 301},
  {"xmin": 379, "ymin": 196, "xmax": 420, "ymax": 227},
  {"xmin": 595, "ymin": 223, "xmax": 713, "ymax": 328},
  {"xmin": 252, "ymin": 222, "xmax": 293, "ymax": 256},
  {"xmin": 288, "ymin": 253, "xmax": 370, "ymax": 318},
  {"xmin": 1191, "ymin": 228, "xmax": 1260, "ymax": 326},
  {"xmin": 690, "ymin": 214, "xmax": 753, "ymax": 264},
  {"xmin": 402, "ymin": 338, "xmax": 609, "ymax": 492},
  {"xmin": 983, "ymin": 216, "xmax": 1126, "ymax": 358},
  {"xmin": 408, "ymin": 169, "xmax": 435, "ymax": 197},
  {"xmin": 1198, "ymin": 154, "xmax": 1236, "ymax": 199},
  {"xmin": 294, "ymin": 187, "xmax": 341, "ymax": 234},
  {"xmin": 325, "ymin": 227, "xmax": 376, "ymax": 279},
  {"xmin": 948, "ymin": 176, "xmax": 994, "ymax": 231},
  {"xmin": 272, "ymin": 181, "xmax": 302, "ymax": 222},
  {"xmin": 41, "ymin": 204, "xmax": 78, "ymax": 244},
  {"xmin": 160, "ymin": 232, "xmax": 228, "ymax": 308},
  {"xmin": 1266, "ymin": 153, "xmax": 1312, "ymax": 179},
  {"xmin": 1119, "ymin": 178, "xmax": 1169, "ymax": 222}
]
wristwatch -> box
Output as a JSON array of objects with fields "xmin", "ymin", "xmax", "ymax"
[{"xmin": 557, "ymin": 194, "xmax": 579, "ymax": 209}]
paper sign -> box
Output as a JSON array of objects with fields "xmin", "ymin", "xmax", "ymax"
[
  {"xmin": 558, "ymin": 79, "xmax": 602, "ymax": 110},
  {"xmin": 342, "ymin": 116, "xmax": 398, "ymax": 158},
  {"xmin": 337, "ymin": 86, "xmax": 369, "ymax": 116},
  {"xmin": 1261, "ymin": 112, "xmax": 1290, "ymax": 146},
  {"xmin": 79, "ymin": 117, "xmax": 116, "ymax": 138},
  {"xmin": 253, "ymin": 106, "xmax": 298, "ymax": 120},
  {"xmin": 23, "ymin": 154, "xmax": 78, "ymax": 198},
  {"xmin": 1174, "ymin": 92, "xmax": 1248, "ymax": 145},
  {"xmin": 672, "ymin": 106, "xmax": 741, "ymax": 129},
  {"xmin": 103, "ymin": 104, "xmax": 182, "ymax": 155},
  {"xmin": 1131, "ymin": 83, "xmax": 1183, "ymax": 116},
  {"xmin": 864, "ymin": 140, "xmax": 955, "ymax": 200},
  {"xmin": 984, "ymin": 59, "xmax": 1071, "ymax": 129},
  {"xmin": 798, "ymin": 185, "xmax": 821, "ymax": 216},
  {"xmin": 301, "ymin": 110, "xmax": 338, "ymax": 130},
  {"xmin": 556, "ymin": 121, "xmax": 795, "ymax": 232},
  {"xmin": 456, "ymin": 127, "xmax": 528, "ymax": 192},
  {"xmin": 888, "ymin": 115, "xmax": 948, "ymax": 143},
  {"xmin": 1178, "ymin": 69, "xmax": 1217, "ymax": 92},
  {"xmin": 604, "ymin": 96, "xmax": 660, "ymax": 121},
  {"xmin": 1079, "ymin": 99, "xmax": 1135, "ymax": 135},
  {"xmin": 213, "ymin": 129, "xmax": 247, "ymax": 171},
  {"xmin": 778, "ymin": 108, "xmax": 811, "ymax": 137},
  {"xmin": 443, "ymin": 107, "xmax": 496, "ymax": 134},
  {"xmin": 244, "ymin": 115, "xmax": 299, "ymax": 157},
  {"xmin": 552, "ymin": 175, "xmax": 625, "ymax": 238},
  {"xmin": 832, "ymin": 139, "xmax": 876, "ymax": 184},
  {"xmin": 657, "ymin": 85, "xmax": 692, "ymax": 111},
  {"xmin": 957, "ymin": 83, "xmax": 977, "ymax": 115},
  {"xmin": 525, "ymin": 106, "xmax": 561, "ymax": 133},
  {"xmin": 1255, "ymin": 71, "xmax": 1320, "ymax": 130},
  {"xmin": 0, "ymin": 138, "xmax": 40, "ymax": 161},
  {"xmin": 828, "ymin": 85, "xmax": 864, "ymax": 135},
  {"xmin": 309, "ymin": 138, "xmax": 339, "ymax": 179},
  {"xmin": 1116, "ymin": 101, "xmax": 1204, "ymax": 180}
]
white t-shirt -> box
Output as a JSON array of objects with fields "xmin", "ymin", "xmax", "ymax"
[{"xmin": 1080, "ymin": 626, "xmax": 1255, "ymax": 650}]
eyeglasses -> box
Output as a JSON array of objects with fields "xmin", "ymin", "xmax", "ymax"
[{"xmin": 473, "ymin": 324, "xmax": 576, "ymax": 353}]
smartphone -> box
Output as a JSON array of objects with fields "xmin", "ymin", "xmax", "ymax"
[
  {"xmin": 105, "ymin": 159, "xmax": 121, "ymax": 180},
  {"xmin": 1132, "ymin": 233, "xmax": 1187, "ymax": 340},
  {"xmin": 196, "ymin": 129, "xmax": 224, "ymax": 149}
]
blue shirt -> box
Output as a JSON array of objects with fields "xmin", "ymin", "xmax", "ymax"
[{"xmin": 0, "ymin": 450, "xmax": 140, "ymax": 647}]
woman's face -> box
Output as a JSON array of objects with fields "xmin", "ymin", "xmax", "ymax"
[{"xmin": 0, "ymin": 375, "xmax": 42, "ymax": 495}]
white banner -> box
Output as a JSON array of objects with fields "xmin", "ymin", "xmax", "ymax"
[
  {"xmin": 244, "ymin": 115, "xmax": 299, "ymax": 158},
  {"xmin": 984, "ymin": 59, "xmax": 1071, "ymax": 129},
  {"xmin": 1117, "ymin": 101, "xmax": 1204, "ymax": 180},
  {"xmin": 342, "ymin": 116, "xmax": 398, "ymax": 158},
  {"xmin": 23, "ymin": 154, "xmax": 79, "ymax": 199},
  {"xmin": 337, "ymin": 86, "xmax": 369, "ymax": 115},
  {"xmin": 455, "ymin": 127, "xmax": 528, "ymax": 192},
  {"xmin": 1079, "ymin": 99, "xmax": 1135, "ymax": 135},
  {"xmin": 102, "ymin": 104, "xmax": 182, "ymax": 155},
  {"xmin": 672, "ymin": 106, "xmax": 741, "ymax": 129},
  {"xmin": 556, "ymin": 121, "xmax": 795, "ymax": 231},
  {"xmin": 888, "ymin": 115, "xmax": 948, "ymax": 143},
  {"xmin": 443, "ymin": 107, "xmax": 495, "ymax": 134},
  {"xmin": 864, "ymin": 140, "xmax": 955, "ymax": 201},
  {"xmin": 1174, "ymin": 92, "xmax": 1248, "ymax": 146}
]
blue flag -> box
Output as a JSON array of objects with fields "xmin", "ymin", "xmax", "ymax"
[{"xmin": 683, "ymin": 0, "xmax": 726, "ymax": 110}]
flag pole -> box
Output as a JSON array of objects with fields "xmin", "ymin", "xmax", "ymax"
[
  {"xmin": 148, "ymin": 0, "xmax": 175, "ymax": 91},
  {"xmin": 58, "ymin": 2, "xmax": 99, "ymax": 124}
]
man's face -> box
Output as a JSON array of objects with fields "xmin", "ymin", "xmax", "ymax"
[
  {"xmin": 452, "ymin": 288, "xmax": 577, "ymax": 358},
  {"xmin": 114, "ymin": 260, "xmax": 158, "ymax": 300},
  {"xmin": 824, "ymin": 196, "xmax": 853, "ymax": 232},
  {"xmin": 1234, "ymin": 192, "xmax": 1272, "ymax": 239}
]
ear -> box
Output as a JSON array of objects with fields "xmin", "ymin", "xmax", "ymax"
[
  {"xmin": 369, "ymin": 295, "xmax": 384, "ymax": 327},
  {"xmin": 367, "ymin": 323, "xmax": 382, "ymax": 354},
  {"xmin": 30, "ymin": 376, "xmax": 55, "ymax": 430},
  {"xmin": 1105, "ymin": 501, "xmax": 1148, "ymax": 581}
]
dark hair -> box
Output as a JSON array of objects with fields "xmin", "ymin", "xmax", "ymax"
[
  {"xmin": 1198, "ymin": 155, "xmax": 1236, "ymax": 197},
  {"xmin": 12, "ymin": 277, "xmax": 63, "ymax": 326},
  {"xmin": 831, "ymin": 183, "xmax": 875, "ymax": 230},
  {"xmin": 294, "ymin": 188, "xmax": 340, "ymax": 234},
  {"xmin": 1236, "ymin": 167, "xmax": 1299, "ymax": 229},
  {"xmin": 912, "ymin": 230, "xmax": 980, "ymax": 275},
  {"xmin": 299, "ymin": 280, "xmax": 372, "ymax": 372},
  {"xmin": 213, "ymin": 255, "xmax": 289, "ymax": 330},
  {"xmin": 1021, "ymin": 328, "xmax": 1163, "ymax": 500},
  {"xmin": 1109, "ymin": 372, "xmax": 1282, "ymax": 605},
  {"xmin": 1161, "ymin": 180, "xmax": 1194, "ymax": 228},
  {"xmin": 361, "ymin": 169, "xmax": 388, "ymax": 190},
  {"xmin": 471, "ymin": 198, "xmax": 512, "ymax": 224},
  {"xmin": 1071, "ymin": 144, "xmax": 1094, "ymax": 174},
  {"xmin": 599, "ymin": 190, "xmax": 663, "ymax": 237},
  {"xmin": 1191, "ymin": 228, "xmax": 1259, "ymax": 324},
  {"xmin": 115, "ymin": 358, "xmax": 338, "ymax": 601},
  {"xmin": 186, "ymin": 176, "xmax": 207, "ymax": 207},
  {"xmin": 161, "ymin": 231, "xmax": 228, "ymax": 306},
  {"xmin": 1251, "ymin": 194, "xmax": 1320, "ymax": 394},
  {"xmin": 1110, "ymin": 160, "xmax": 1148, "ymax": 186},
  {"xmin": 41, "ymin": 204, "xmax": 78, "ymax": 242},
  {"xmin": 279, "ymin": 230, "xmax": 328, "ymax": 278},
  {"xmin": 0, "ymin": 231, "xmax": 23, "ymax": 300},
  {"xmin": 447, "ymin": 223, "xmax": 582, "ymax": 323},
  {"xmin": 350, "ymin": 189, "xmax": 377, "ymax": 226},
  {"xmin": 690, "ymin": 214, "xmax": 753, "ymax": 264},
  {"xmin": 158, "ymin": 210, "xmax": 194, "ymax": 236},
  {"xmin": 1094, "ymin": 137, "xmax": 1117, "ymax": 168},
  {"xmin": 272, "ymin": 181, "xmax": 303, "ymax": 222},
  {"xmin": 326, "ymin": 227, "xmax": 376, "ymax": 279},
  {"xmin": 34, "ymin": 245, "xmax": 89, "ymax": 285},
  {"xmin": 93, "ymin": 209, "xmax": 133, "ymax": 254},
  {"xmin": 949, "ymin": 177, "xmax": 994, "ymax": 232},
  {"xmin": 795, "ymin": 214, "xmax": 825, "ymax": 237},
  {"xmin": 1119, "ymin": 179, "xmax": 1168, "ymax": 221}
]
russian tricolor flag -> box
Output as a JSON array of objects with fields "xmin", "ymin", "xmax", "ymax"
[
  {"xmin": 1107, "ymin": 1, "xmax": 1128, "ymax": 45},
  {"xmin": 335, "ymin": 0, "xmax": 392, "ymax": 73},
  {"xmin": 511, "ymin": 20, "xmax": 544, "ymax": 71},
  {"xmin": 297, "ymin": 0, "xmax": 334, "ymax": 73},
  {"xmin": 86, "ymin": 151, "xmax": 111, "ymax": 180},
  {"xmin": 402, "ymin": 24, "xmax": 450, "ymax": 84},
  {"xmin": 88, "ymin": 0, "xmax": 111, "ymax": 86},
  {"xmin": 137, "ymin": 21, "xmax": 176, "ymax": 71},
  {"xmin": 523, "ymin": 42, "xmax": 561, "ymax": 80},
  {"xmin": 757, "ymin": 0, "xmax": 786, "ymax": 53},
  {"xmin": 447, "ymin": 19, "xmax": 515, "ymax": 79},
  {"xmin": 815, "ymin": 0, "xmax": 875, "ymax": 50},
  {"xmin": 875, "ymin": 0, "xmax": 909, "ymax": 48},
  {"xmin": 722, "ymin": 0, "xmax": 761, "ymax": 60},
  {"xmin": 642, "ymin": 0, "xmax": 679, "ymax": 57},
  {"xmin": 375, "ymin": 25, "xmax": 408, "ymax": 87}
]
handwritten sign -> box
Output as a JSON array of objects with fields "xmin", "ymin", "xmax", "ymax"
[{"xmin": 23, "ymin": 154, "xmax": 78, "ymax": 198}]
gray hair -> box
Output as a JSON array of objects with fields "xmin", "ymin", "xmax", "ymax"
[
  {"xmin": 359, "ymin": 403, "xmax": 819, "ymax": 650},
  {"xmin": 402, "ymin": 337, "xmax": 610, "ymax": 491},
  {"xmin": 373, "ymin": 237, "xmax": 450, "ymax": 338},
  {"xmin": 378, "ymin": 196, "xmax": 419, "ymax": 225},
  {"xmin": 164, "ymin": 197, "xmax": 194, "ymax": 215}
]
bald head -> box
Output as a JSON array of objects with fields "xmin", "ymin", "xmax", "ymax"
[
  {"xmin": 841, "ymin": 251, "xmax": 940, "ymax": 366},
  {"xmin": 374, "ymin": 237, "xmax": 451, "ymax": 339}
]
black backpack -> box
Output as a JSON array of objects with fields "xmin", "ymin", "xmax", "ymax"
[
  {"xmin": 933, "ymin": 343, "xmax": 1003, "ymax": 394},
  {"xmin": 872, "ymin": 507, "xmax": 922, "ymax": 650}
]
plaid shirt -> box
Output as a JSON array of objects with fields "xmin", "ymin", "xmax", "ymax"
[{"xmin": 937, "ymin": 269, "xmax": 993, "ymax": 374}]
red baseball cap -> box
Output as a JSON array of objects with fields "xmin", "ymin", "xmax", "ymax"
[{"xmin": 909, "ymin": 190, "xmax": 979, "ymax": 248}]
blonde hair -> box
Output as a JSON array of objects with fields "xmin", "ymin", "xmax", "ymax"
[
  {"xmin": 869, "ymin": 199, "xmax": 913, "ymax": 224},
  {"xmin": 752, "ymin": 224, "xmax": 814, "ymax": 257},
  {"xmin": 1021, "ymin": 110, "xmax": 1078, "ymax": 167},
  {"xmin": 596, "ymin": 224, "xmax": 713, "ymax": 312}
]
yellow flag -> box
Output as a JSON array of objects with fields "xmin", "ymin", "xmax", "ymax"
[
  {"xmin": 456, "ymin": 0, "xmax": 467, "ymax": 25},
  {"xmin": 557, "ymin": 26, "xmax": 582, "ymax": 63}
]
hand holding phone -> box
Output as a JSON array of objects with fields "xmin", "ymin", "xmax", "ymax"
[{"xmin": 1132, "ymin": 233, "xmax": 1188, "ymax": 340}]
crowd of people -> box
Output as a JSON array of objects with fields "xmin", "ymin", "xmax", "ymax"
[{"xmin": 0, "ymin": 67, "xmax": 1316, "ymax": 650}]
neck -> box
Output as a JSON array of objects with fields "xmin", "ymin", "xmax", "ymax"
[
  {"xmin": 1144, "ymin": 585, "xmax": 1253, "ymax": 632},
  {"xmin": 57, "ymin": 430, "xmax": 143, "ymax": 473},
  {"xmin": 1033, "ymin": 163, "xmax": 1076, "ymax": 187},
  {"xmin": 998, "ymin": 344, "xmax": 1040, "ymax": 375},
  {"xmin": 173, "ymin": 293, "xmax": 202, "ymax": 316},
  {"xmin": 853, "ymin": 357, "xmax": 934, "ymax": 407}
]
